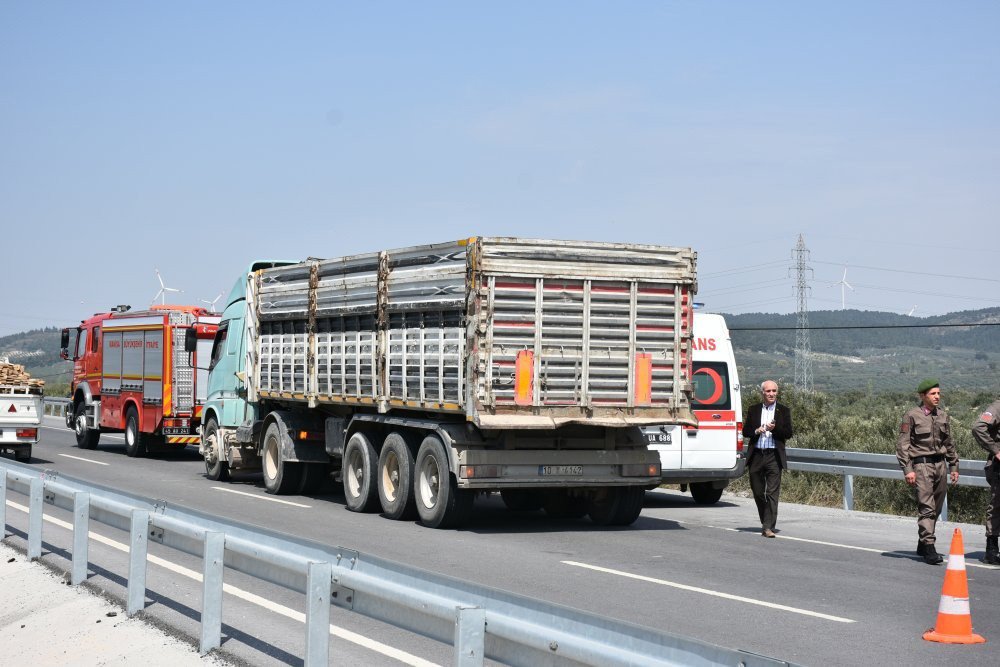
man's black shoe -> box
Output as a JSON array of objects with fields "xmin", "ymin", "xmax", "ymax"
[
  {"xmin": 923, "ymin": 544, "xmax": 944, "ymax": 565},
  {"xmin": 916, "ymin": 542, "xmax": 926, "ymax": 556}
]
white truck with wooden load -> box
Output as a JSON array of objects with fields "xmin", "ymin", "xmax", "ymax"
[
  {"xmin": 199, "ymin": 237, "xmax": 698, "ymax": 528},
  {"xmin": 0, "ymin": 360, "xmax": 44, "ymax": 462}
]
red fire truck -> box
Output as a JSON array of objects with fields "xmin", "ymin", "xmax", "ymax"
[{"xmin": 60, "ymin": 305, "xmax": 219, "ymax": 456}]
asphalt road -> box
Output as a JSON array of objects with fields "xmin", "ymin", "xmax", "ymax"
[{"xmin": 3, "ymin": 416, "xmax": 999, "ymax": 666}]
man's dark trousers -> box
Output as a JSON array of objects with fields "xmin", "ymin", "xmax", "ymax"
[{"xmin": 749, "ymin": 449, "xmax": 782, "ymax": 531}]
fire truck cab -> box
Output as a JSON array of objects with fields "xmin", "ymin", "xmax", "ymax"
[{"xmin": 60, "ymin": 305, "xmax": 219, "ymax": 457}]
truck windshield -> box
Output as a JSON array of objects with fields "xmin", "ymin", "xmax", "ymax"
[{"xmin": 691, "ymin": 361, "xmax": 730, "ymax": 410}]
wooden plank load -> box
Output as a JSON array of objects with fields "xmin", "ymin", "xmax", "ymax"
[{"xmin": 0, "ymin": 361, "xmax": 45, "ymax": 391}]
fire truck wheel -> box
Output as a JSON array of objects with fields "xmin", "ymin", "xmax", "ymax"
[
  {"xmin": 414, "ymin": 435, "xmax": 473, "ymax": 528},
  {"xmin": 124, "ymin": 407, "xmax": 147, "ymax": 458},
  {"xmin": 690, "ymin": 482, "xmax": 724, "ymax": 505},
  {"xmin": 262, "ymin": 422, "xmax": 301, "ymax": 494},
  {"xmin": 377, "ymin": 432, "xmax": 417, "ymax": 520},
  {"xmin": 343, "ymin": 432, "xmax": 379, "ymax": 512},
  {"xmin": 203, "ymin": 419, "xmax": 229, "ymax": 482},
  {"xmin": 74, "ymin": 403, "xmax": 99, "ymax": 450}
]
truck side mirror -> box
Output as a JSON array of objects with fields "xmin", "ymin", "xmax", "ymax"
[
  {"xmin": 184, "ymin": 327, "xmax": 198, "ymax": 353},
  {"xmin": 60, "ymin": 329, "xmax": 70, "ymax": 360}
]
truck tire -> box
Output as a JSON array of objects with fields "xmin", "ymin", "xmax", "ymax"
[
  {"xmin": 377, "ymin": 432, "xmax": 416, "ymax": 520},
  {"xmin": 14, "ymin": 446, "xmax": 31, "ymax": 463},
  {"xmin": 414, "ymin": 435, "xmax": 473, "ymax": 529},
  {"xmin": 124, "ymin": 406, "xmax": 148, "ymax": 458},
  {"xmin": 542, "ymin": 490, "xmax": 587, "ymax": 519},
  {"xmin": 587, "ymin": 487, "xmax": 623, "ymax": 525},
  {"xmin": 500, "ymin": 489, "xmax": 543, "ymax": 512},
  {"xmin": 690, "ymin": 482, "xmax": 725, "ymax": 505},
  {"xmin": 610, "ymin": 487, "xmax": 646, "ymax": 526},
  {"xmin": 298, "ymin": 464, "xmax": 328, "ymax": 495},
  {"xmin": 343, "ymin": 432, "xmax": 379, "ymax": 512},
  {"xmin": 262, "ymin": 422, "xmax": 302, "ymax": 495},
  {"xmin": 203, "ymin": 418, "xmax": 229, "ymax": 481},
  {"xmin": 74, "ymin": 403, "xmax": 99, "ymax": 450}
]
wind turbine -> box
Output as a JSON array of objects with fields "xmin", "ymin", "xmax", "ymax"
[
  {"xmin": 907, "ymin": 305, "xmax": 918, "ymax": 316},
  {"xmin": 152, "ymin": 268, "xmax": 182, "ymax": 305},
  {"xmin": 833, "ymin": 268, "xmax": 854, "ymax": 309},
  {"xmin": 200, "ymin": 293, "xmax": 223, "ymax": 313}
]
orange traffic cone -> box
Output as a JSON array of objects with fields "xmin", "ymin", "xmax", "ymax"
[{"xmin": 923, "ymin": 528, "xmax": 986, "ymax": 644}]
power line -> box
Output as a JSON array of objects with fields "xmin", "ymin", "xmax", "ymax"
[{"xmin": 811, "ymin": 259, "xmax": 1000, "ymax": 283}]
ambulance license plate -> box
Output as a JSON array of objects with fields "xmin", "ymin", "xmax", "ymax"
[{"xmin": 539, "ymin": 465, "xmax": 583, "ymax": 476}]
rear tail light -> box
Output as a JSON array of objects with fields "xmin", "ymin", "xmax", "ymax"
[
  {"xmin": 17, "ymin": 428, "xmax": 38, "ymax": 439},
  {"xmin": 736, "ymin": 423, "xmax": 744, "ymax": 452}
]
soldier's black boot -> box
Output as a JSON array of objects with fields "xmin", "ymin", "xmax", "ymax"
[
  {"xmin": 984, "ymin": 536, "xmax": 1000, "ymax": 565},
  {"xmin": 923, "ymin": 543, "xmax": 944, "ymax": 565},
  {"xmin": 916, "ymin": 542, "xmax": 926, "ymax": 557}
]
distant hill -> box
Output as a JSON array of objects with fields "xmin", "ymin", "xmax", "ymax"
[
  {"xmin": 3, "ymin": 309, "xmax": 998, "ymax": 396},
  {"xmin": 722, "ymin": 307, "xmax": 1000, "ymax": 392}
]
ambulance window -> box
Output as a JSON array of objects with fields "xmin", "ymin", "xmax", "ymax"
[
  {"xmin": 91, "ymin": 327, "xmax": 100, "ymax": 353},
  {"xmin": 209, "ymin": 324, "xmax": 228, "ymax": 371},
  {"xmin": 76, "ymin": 329, "xmax": 88, "ymax": 358},
  {"xmin": 692, "ymin": 361, "xmax": 730, "ymax": 409}
]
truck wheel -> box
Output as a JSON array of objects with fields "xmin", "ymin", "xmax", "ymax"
[
  {"xmin": 610, "ymin": 487, "xmax": 646, "ymax": 526},
  {"xmin": 203, "ymin": 419, "xmax": 229, "ymax": 481},
  {"xmin": 298, "ymin": 464, "xmax": 328, "ymax": 495},
  {"xmin": 14, "ymin": 446, "xmax": 32, "ymax": 463},
  {"xmin": 414, "ymin": 435, "xmax": 473, "ymax": 528},
  {"xmin": 343, "ymin": 432, "xmax": 379, "ymax": 512},
  {"xmin": 377, "ymin": 432, "xmax": 416, "ymax": 520},
  {"xmin": 124, "ymin": 407, "xmax": 147, "ymax": 458},
  {"xmin": 587, "ymin": 487, "xmax": 623, "ymax": 526},
  {"xmin": 542, "ymin": 490, "xmax": 587, "ymax": 519},
  {"xmin": 74, "ymin": 403, "xmax": 99, "ymax": 450},
  {"xmin": 500, "ymin": 489, "xmax": 543, "ymax": 512},
  {"xmin": 262, "ymin": 422, "xmax": 301, "ymax": 494},
  {"xmin": 690, "ymin": 482, "xmax": 725, "ymax": 505}
]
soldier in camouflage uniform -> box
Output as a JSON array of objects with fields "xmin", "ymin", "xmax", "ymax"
[
  {"xmin": 972, "ymin": 398, "xmax": 1000, "ymax": 565},
  {"xmin": 896, "ymin": 379, "xmax": 959, "ymax": 565}
]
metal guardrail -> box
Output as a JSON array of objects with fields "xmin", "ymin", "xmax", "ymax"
[
  {"xmin": 786, "ymin": 447, "xmax": 989, "ymax": 522},
  {"xmin": 43, "ymin": 397, "xmax": 71, "ymax": 418},
  {"xmin": 0, "ymin": 461, "xmax": 793, "ymax": 667}
]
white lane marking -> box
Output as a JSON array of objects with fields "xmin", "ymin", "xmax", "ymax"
[
  {"xmin": 674, "ymin": 518, "xmax": 1000, "ymax": 570},
  {"xmin": 4, "ymin": 500, "xmax": 437, "ymax": 667},
  {"xmin": 57, "ymin": 454, "xmax": 110, "ymax": 466},
  {"xmin": 40, "ymin": 424, "xmax": 125, "ymax": 441},
  {"xmin": 211, "ymin": 486, "xmax": 311, "ymax": 508},
  {"xmin": 562, "ymin": 560, "xmax": 855, "ymax": 623}
]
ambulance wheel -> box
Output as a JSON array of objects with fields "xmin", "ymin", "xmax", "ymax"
[
  {"xmin": 690, "ymin": 482, "xmax": 724, "ymax": 505},
  {"xmin": 343, "ymin": 432, "xmax": 379, "ymax": 512},
  {"xmin": 262, "ymin": 422, "xmax": 301, "ymax": 494},
  {"xmin": 124, "ymin": 407, "xmax": 147, "ymax": 458},
  {"xmin": 74, "ymin": 403, "xmax": 99, "ymax": 450},
  {"xmin": 203, "ymin": 418, "xmax": 229, "ymax": 481},
  {"xmin": 414, "ymin": 435, "xmax": 473, "ymax": 529},
  {"xmin": 500, "ymin": 489, "xmax": 544, "ymax": 512},
  {"xmin": 377, "ymin": 432, "xmax": 416, "ymax": 520}
]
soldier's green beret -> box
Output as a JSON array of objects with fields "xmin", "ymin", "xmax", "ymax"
[{"xmin": 917, "ymin": 378, "xmax": 939, "ymax": 394}]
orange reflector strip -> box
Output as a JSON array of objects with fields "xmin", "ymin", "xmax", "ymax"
[
  {"xmin": 515, "ymin": 350, "xmax": 534, "ymax": 406},
  {"xmin": 634, "ymin": 353, "xmax": 652, "ymax": 405}
]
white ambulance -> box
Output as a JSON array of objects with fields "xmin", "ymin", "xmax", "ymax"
[{"xmin": 643, "ymin": 313, "xmax": 744, "ymax": 504}]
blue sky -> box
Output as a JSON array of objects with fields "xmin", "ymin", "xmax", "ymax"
[{"xmin": 1, "ymin": 2, "xmax": 997, "ymax": 336}]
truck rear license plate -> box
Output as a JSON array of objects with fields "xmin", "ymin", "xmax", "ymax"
[
  {"xmin": 539, "ymin": 465, "xmax": 583, "ymax": 476},
  {"xmin": 644, "ymin": 431, "xmax": 672, "ymax": 444}
]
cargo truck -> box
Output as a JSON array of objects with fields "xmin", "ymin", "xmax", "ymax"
[
  {"xmin": 60, "ymin": 305, "xmax": 219, "ymax": 456},
  {"xmin": 0, "ymin": 362, "xmax": 43, "ymax": 462},
  {"xmin": 199, "ymin": 237, "xmax": 698, "ymax": 528}
]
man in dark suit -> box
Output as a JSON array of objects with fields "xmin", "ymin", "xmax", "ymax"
[{"xmin": 742, "ymin": 380, "xmax": 794, "ymax": 537}]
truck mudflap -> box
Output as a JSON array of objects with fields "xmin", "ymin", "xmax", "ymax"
[{"xmin": 453, "ymin": 448, "xmax": 661, "ymax": 489}]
